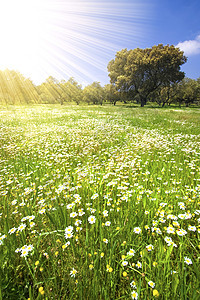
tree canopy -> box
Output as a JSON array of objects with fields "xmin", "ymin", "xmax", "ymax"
[{"xmin": 107, "ymin": 44, "xmax": 187, "ymax": 106}]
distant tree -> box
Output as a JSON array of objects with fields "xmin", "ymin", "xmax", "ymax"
[
  {"xmin": 107, "ymin": 44, "xmax": 187, "ymax": 106},
  {"xmin": 149, "ymin": 84, "xmax": 178, "ymax": 107},
  {"xmin": 83, "ymin": 82, "xmax": 104, "ymax": 105},
  {"xmin": 39, "ymin": 76, "xmax": 65, "ymax": 104},
  {"xmin": 62, "ymin": 77, "xmax": 83, "ymax": 105},
  {"xmin": 172, "ymin": 78, "xmax": 200, "ymax": 107},
  {"xmin": 0, "ymin": 69, "xmax": 38, "ymax": 104},
  {"xmin": 103, "ymin": 84, "xmax": 120, "ymax": 105}
]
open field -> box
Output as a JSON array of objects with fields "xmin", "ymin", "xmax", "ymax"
[{"xmin": 0, "ymin": 105, "xmax": 200, "ymax": 299}]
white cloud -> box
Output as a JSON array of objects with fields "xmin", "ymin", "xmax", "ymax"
[{"xmin": 176, "ymin": 35, "xmax": 200, "ymax": 56}]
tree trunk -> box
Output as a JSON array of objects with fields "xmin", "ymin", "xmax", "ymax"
[{"xmin": 140, "ymin": 97, "xmax": 146, "ymax": 107}]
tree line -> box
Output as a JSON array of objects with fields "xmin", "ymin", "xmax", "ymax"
[{"xmin": 0, "ymin": 44, "xmax": 200, "ymax": 107}]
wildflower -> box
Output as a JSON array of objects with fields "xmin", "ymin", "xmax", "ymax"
[
  {"xmin": 21, "ymin": 248, "xmax": 29, "ymax": 258},
  {"xmin": 67, "ymin": 203, "xmax": 75, "ymax": 209},
  {"xmin": 75, "ymin": 219, "xmax": 82, "ymax": 226},
  {"xmin": 65, "ymin": 226, "xmax": 73, "ymax": 233},
  {"xmin": 146, "ymin": 244, "xmax": 154, "ymax": 251},
  {"xmin": 88, "ymin": 215, "xmax": 96, "ymax": 224},
  {"xmin": 188, "ymin": 225, "xmax": 196, "ymax": 232},
  {"xmin": 164, "ymin": 236, "xmax": 173, "ymax": 244},
  {"xmin": 43, "ymin": 252, "xmax": 49, "ymax": 258},
  {"xmin": 172, "ymin": 221, "xmax": 180, "ymax": 227},
  {"xmin": 38, "ymin": 287, "xmax": 44, "ymax": 295},
  {"xmin": 133, "ymin": 227, "xmax": 141, "ymax": 234},
  {"xmin": 91, "ymin": 193, "xmax": 99, "ymax": 199},
  {"xmin": 76, "ymin": 226, "xmax": 82, "ymax": 232},
  {"xmin": 62, "ymin": 241, "xmax": 70, "ymax": 250},
  {"xmin": 184, "ymin": 257, "xmax": 192, "ymax": 265},
  {"xmin": 18, "ymin": 223, "xmax": 26, "ymax": 232},
  {"xmin": 159, "ymin": 217, "xmax": 166, "ymax": 223},
  {"xmin": 105, "ymin": 221, "xmax": 111, "ymax": 226},
  {"xmin": 65, "ymin": 232, "xmax": 73, "ymax": 239},
  {"xmin": 153, "ymin": 262, "xmax": 157, "ymax": 267},
  {"xmin": 176, "ymin": 229, "xmax": 187, "ymax": 236},
  {"xmin": 103, "ymin": 210, "xmax": 108, "ymax": 217},
  {"xmin": 153, "ymin": 289, "xmax": 159, "ymax": 297},
  {"xmin": 160, "ymin": 202, "xmax": 167, "ymax": 207},
  {"xmin": 166, "ymin": 226, "xmax": 175, "ymax": 234},
  {"xmin": 155, "ymin": 227, "xmax": 162, "ymax": 234},
  {"xmin": 167, "ymin": 214, "xmax": 178, "ymax": 220},
  {"xmin": 15, "ymin": 248, "xmax": 21, "ymax": 253},
  {"xmin": 122, "ymin": 261, "xmax": 128, "ymax": 267},
  {"xmin": 28, "ymin": 215, "xmax": 35, "ymax": 221},
  {"xmin": 11, "ymin": 200, "xmax": 17, "ymax": 205},
  {"xmin": 106, "ymin": 265, "xmax": 113, "ymax": 272},
  {"xmin": 78, "ymin": 208, "xmax": 85, "ymax": 216},
  {"xmin": 8, "ymin": 227, "xmax": 17, "ymax": 234},
  {"xmin": 136, "ymin": 261, "xmax": 142, "ymax": 269},
  {"xmin": 101, "ymin": 252, "xmax": 104, "ymax": 258},
  {"xmin": 123, "ymin": 271, "xmax": 127, "ymax": 277},
  {"xmin": 89, "ymin": 264, "xmax": 94, "ymax": 270},
  {"xmin": 130, "ymin": 280, "xmax": 136, "ymax": 289},
  {"xmin": 131, "ymin": 290, "xmax": 138, "ymax": 299},
  {"xmin": 103, "ymin": 238, "xmax": 108, "ymax": 243},
  {"xmin": 148, "ymin": 281, "xmax": 155, "ymax": 288},
  {"xmin": 152, "ymin": 220, "xmax": 158, "ymax": 227},
  {"xmin": 127, "ymin": 249, "xmax": 135, "ymax": 256},
  {"xmin": 70, "ymin": 212, "xmax": 77, "ymax": 218},
  {"xmin": 35, "ymin": 261, "xmax": 39, "ymax": 266},
  {"xmin": 39, "ymin": 208, "xmax": 46, "ymax": 214},
  {"xmin": 26, "ymin": 245, "xmax": 34, "ymax": 252},
  {"xmin": 70, "ymin": 268, "xmax": 77, "ymax": 277}
]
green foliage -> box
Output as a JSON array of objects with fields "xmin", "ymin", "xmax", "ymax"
[
  {"xmin": 107, "ymin": 44, "xmax": 187, "ymax": 106},
  {"xmin": 83, "ymin": 82, "xmax": 104, "ymax": 105},
  {"xmin": 0, "ymin": 69, "xmax": 38, "ymax": 105},
  {"xmin": 172, "ymin": 78, "xmax": 200, "ymax": 107}
]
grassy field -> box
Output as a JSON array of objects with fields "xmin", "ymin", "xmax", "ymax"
[{"xmin": 0, "ymin": 104, "xmax": 200, "ymax": 299}]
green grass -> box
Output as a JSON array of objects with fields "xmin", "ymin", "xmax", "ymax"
[{"xmin": 0, "ymin": 104, "xmax": 200, "ymax": 299}]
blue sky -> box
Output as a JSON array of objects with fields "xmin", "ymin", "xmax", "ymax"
[
  {"xmin": 150, "ymin": 0, "xmax": 200, "ymax": 80},
  {"xmin": 0, "ymin": 0, "xmax": 199, "ymax": 86}
]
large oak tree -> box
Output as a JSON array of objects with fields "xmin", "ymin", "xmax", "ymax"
[{"xmin": 107, "ymin": 44, "xmax": 187, "ymax": 106}]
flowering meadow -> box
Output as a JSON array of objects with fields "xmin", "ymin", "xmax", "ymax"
[{"xmin": 0, "ymin": 105, "xmax": 200, "ymax": 299}]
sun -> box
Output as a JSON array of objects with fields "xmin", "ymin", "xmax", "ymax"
[
  {"xmin": 0, "ymin": 0, "xmax": 150, "ymax": 85},
  {"xmin": 0, "ymin": 0, "xmax": 45, "ymax": 81}
]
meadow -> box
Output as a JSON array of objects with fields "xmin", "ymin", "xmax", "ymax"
[{"xmin": 0, "ymin": 104, "xmax": 200, "ymax": 299}]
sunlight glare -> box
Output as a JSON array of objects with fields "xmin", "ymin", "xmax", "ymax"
[{"xmin": 0, "ymin": 0, "xmax": 151, "ymax": 85}]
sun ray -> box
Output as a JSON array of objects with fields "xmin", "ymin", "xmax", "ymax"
[{"xmin": 0, "ymin": 0, "xmax": 152, "ymax": 85}]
